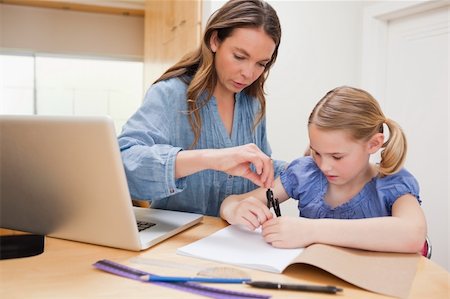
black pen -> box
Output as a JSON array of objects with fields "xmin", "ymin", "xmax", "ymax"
[
  {"xmin": 244, "ymin": 281, "xmax": 343, "ymax": 294},
  {"xmin": 266, "ymin": 189, "xmax": 281, "ymax": 217}
]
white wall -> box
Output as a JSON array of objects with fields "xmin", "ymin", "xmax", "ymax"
[
  {"xmin": 266, "ymin": 1, "xmax": 365, "ymax": 162},
  {"xmin": 267, "ymin": 1, "xmax": 366, "ymax": 216},
  {"xmin": 0, "ymin": 4, "xmax": 144, "ymax": 59}
]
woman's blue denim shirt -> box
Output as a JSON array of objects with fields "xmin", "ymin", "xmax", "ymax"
[{"xmin": 118, "ymin": 77, "xmax": 285, "ymax": 216}]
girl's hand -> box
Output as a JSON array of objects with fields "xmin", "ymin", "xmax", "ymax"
[
  {"xmin": 262, "ymin": 216, "xmax": 314, "ymax": 248},
  {"xmin": 220, "ymin": 195, "xmax": 273, "ymax": 230}
]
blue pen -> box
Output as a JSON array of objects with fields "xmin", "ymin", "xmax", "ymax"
[{"xmin": 140, "ymin": 274, "xmax": 250, "ymax": 284}]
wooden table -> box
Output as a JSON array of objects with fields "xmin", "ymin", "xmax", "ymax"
[{"xmin": 1, "ymin": 217, "xmax": 449, "ymax": 298}]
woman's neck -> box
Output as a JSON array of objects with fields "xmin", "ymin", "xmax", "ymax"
[
  {"xmin": 213, "ymin": 83, "xmax": 235, "ymax": 104},
  {"xmin": 213, "ymin": 89, "xmax": 235, "ymax": 137}
]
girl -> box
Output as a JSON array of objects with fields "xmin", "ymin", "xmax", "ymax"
[
  {"xmin": 220, "ymin": 86, "xmax": 427, "ymax": 253},
  {"xmin": 118, "ymin": 0, "xmax": 286, "ymax": 216}
]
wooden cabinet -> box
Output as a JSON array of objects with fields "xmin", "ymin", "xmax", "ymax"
[{"xmin": 144, "ymin": 0, "xmax": 202, "ymax": 89}]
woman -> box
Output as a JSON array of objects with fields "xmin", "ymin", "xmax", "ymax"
[{"xmin": 118, "ymin": 0, "xmax": 286, "ymax": 216}]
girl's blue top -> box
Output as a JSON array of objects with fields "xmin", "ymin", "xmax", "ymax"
[
  {"xmin": 118, "ymin": 77, "xmax": 286, "ymax": 216},
  {"xmin": 280, "ymin": 156, "xmax": 421, "ymax": 219}
]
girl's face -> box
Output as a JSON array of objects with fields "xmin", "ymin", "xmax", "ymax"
[
  {"xmin": 308, "ymin": 124, "xmax": 375, "ymax": 186},
  {"xmin": 210, "ymin": 27, "xmax": 275, "ymax": 97}
]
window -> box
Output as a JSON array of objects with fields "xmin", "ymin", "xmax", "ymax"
[
  {"xmin": 0, "ymin": 54, "xmax": 144, "ymax": 134},
  {"xmin": 0, "ymin": 54, "xmax": 34, "ymax": 115}
]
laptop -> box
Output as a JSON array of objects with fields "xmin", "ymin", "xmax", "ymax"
[{"xmin": 0, "ymin": 115, "xmax": 203, "ymax": 251}]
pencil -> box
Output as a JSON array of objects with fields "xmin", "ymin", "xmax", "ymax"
[{"xmin": 140, "ymin": 274, "xmax": 251, "ymax": 284}]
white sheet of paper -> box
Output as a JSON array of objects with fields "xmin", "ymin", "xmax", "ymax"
[{"xmin": 177, "ymin": 225, "xmax": 302, "ymax": 273}]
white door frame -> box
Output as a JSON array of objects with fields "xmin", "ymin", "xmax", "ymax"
[{"xmin": 361, "ymin": 0, "xmax": 450, "ymax": 101}]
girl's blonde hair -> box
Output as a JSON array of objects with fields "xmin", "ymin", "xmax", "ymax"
[
  {"xmin": 154, "ymin": 0, "xmax": 281, "ymax": 148},
  {"xmin": 308, "ymin": 86, "xmax": 407, "ymax": 177}
]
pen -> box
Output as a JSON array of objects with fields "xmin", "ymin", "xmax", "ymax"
[
  {"xmin": 266, "ymin": 189, "xmax": 281, "ymax": 217},
  {"xmin": 244, "ymin": 281, "xmax": 343, "ymax": 294},
  {"xmin": 140, "ymin": 274, "xmax": 251, "ymax": 284}
]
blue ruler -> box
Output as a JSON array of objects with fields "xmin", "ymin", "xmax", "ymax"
[{"xmin": 93, "ymin": 259, "xmax": 270, "ymax": 299}]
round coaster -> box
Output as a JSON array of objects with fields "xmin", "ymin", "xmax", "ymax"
[{"xmin": 0, "ymin": 234, "xmax": 45, "ymax": 259}]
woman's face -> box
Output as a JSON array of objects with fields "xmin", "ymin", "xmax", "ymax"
[{"xmin": 210, "ymin": 27, "xmax": 276, "ymax": 97}]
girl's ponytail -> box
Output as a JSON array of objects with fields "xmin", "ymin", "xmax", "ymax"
[{"xmin": 379, "ymin": 119, "xmax": 407, "ymax": 176}]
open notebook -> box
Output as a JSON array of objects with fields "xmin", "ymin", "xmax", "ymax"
[
  {"xmin": 177, "ymin": 225, "xmax": 420, "ymax": 298},
  {"xmin": 0, "ymin": 115, "xmax": 202, "ymax": 251}
]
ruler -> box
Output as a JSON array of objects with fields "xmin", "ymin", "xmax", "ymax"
[{"xmin": 93, "ymin": 259, "xmax": 270, "ymax": 299}]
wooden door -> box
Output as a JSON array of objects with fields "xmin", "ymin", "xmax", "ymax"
[{"xmin": 144, "ymin": 0, "xmax": 202, "ymax": 89}]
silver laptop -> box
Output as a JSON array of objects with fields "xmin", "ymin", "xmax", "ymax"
[{"xmin": 0, "ymin": 115, "xmax": 203, "ymax": 251}]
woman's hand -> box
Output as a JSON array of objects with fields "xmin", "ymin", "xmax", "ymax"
[
  {"xmin": 220, "ymin": 195, "xmax": 273, "ymax": 230},
  {"xmin": 262, "ymin": 216, "xmax": 314, "ymax": 248},
  {"xmin": 211, "ymin": 143, "xmax": 274, "ymax": 188},
  {"xmin": 176, "ymin": 143, "xmax": 274, "ymax": 188}
]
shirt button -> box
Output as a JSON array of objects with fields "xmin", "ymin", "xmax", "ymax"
[{"xmin": 169, "ymin": 188, "xmax": 175, "ymax": 193}]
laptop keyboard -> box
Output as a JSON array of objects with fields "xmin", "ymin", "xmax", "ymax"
[{"xmin": 137, "ymin": 221, "xmax": 156, "ymax": 232}]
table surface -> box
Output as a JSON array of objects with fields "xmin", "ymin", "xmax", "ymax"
[{"xmin": 1, "ymin": 216, "xmax": 449, "ymax": 298}]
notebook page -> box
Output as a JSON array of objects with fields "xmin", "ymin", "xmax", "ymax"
[{"xmin": 177, "ymin": 225, "xmax": 302, "ymax": 273}]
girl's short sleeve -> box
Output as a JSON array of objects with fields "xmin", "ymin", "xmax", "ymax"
[
  {"xmin": 279, "ymin": 156, "xmax": 322, "ymax": 203},
  {"xmin": 377, "ymin": 168, "xmax": 421, "ymax": 210}
]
